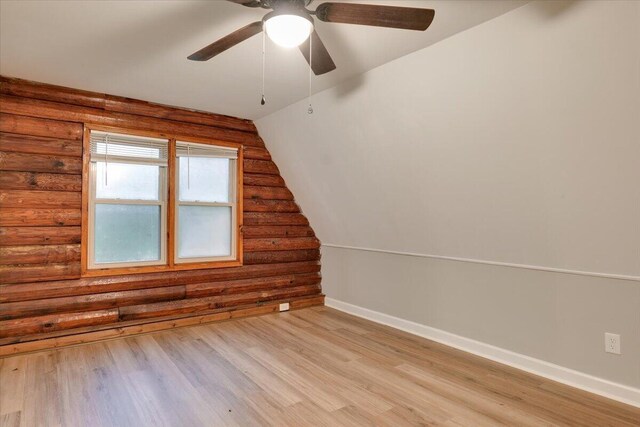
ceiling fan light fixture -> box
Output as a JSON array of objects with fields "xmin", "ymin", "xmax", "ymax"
[{"xmin": 264, "ymin": 12, "xmax": 313, "ymax": 49}]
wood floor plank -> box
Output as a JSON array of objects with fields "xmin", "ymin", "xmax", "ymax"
[
  {"xmin": 0, "ymin": 307, "xmax": 638, "ymax": 426},
  {"xmin": 78, "ymin": 343, "xmax": 143, "ymax": 427},
  {"xmin": 244, "ymin": 345, "xmax": 348, "ymax": 412},
  {"xmin": 279, "ymin": 347, "xmax": 394, "ymax": 416},
  {"xmin": 0, "ymin": 412, "xmax": 21, "ymax": 427},
  {"xmin": 192, "ymin": 322, "xmax": 305, "ymax": 408},
  {"xmin": 0, "ymin": 356, "xmax": 26, "ymax": 417}
]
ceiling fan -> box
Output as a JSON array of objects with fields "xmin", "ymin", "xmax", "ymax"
[{"xmin": 188, "ymin": 0, "xmax": 436, "ymax": 76}]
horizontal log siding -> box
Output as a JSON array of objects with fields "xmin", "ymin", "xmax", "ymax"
[
  {"xmin": 0, "ymin": 227, "xmax": 81, "ymax": 246},
  {"xmin": 0, "ymin": 76, "xmax": 322, "ymax": 352},
  {"xmin": 0, "ymin": 244, "xmax": 81, "ymax": 265}
]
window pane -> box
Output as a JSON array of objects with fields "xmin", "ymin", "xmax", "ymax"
[
  {"xmin": 94, "ymin": 204, "xmax": 161, "ymax": 264},
  {"xmin": 178, "ymin": 157, "xmax": 229, "ymax": 203},
  {"xmin": 96, "ymin": 162, "xmax": 160, "ymax": 200},
  {"xmin": 178, "ymin": 206, "xmax": 231, "ymax": 258}
]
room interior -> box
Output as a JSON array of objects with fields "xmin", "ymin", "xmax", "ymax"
[{"xmin": 0, "ymin": 0, "xmax": 638, "ymax": 425}]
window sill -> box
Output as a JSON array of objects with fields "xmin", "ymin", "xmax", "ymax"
[{"xmin": 81, "ymin": 259, "xmax": 243, "ymax": 278}]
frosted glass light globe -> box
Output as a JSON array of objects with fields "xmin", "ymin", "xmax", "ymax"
[{"xmin": 265, "ymin": 14, "xmax": 313, "ymax": 48}]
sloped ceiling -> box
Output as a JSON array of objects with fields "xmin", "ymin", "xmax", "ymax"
[{"xmin": 0, "ymin": 0, "xmax": 527, "ymax": 120}]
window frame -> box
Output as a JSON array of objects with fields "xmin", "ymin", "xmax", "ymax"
[
  {"xmin": 174, "ymin": 142, "xmax": 238, "ymax": 264},
  {"xmin": 81, "ymin": 125, "xmax": 244, "ymax": 277}
]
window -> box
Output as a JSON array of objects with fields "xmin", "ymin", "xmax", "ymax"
[
  {"xmin": 84, "ymin": 128, "xmax": 242, "ymax": 275},
  {"xmin": 87, "ymin": 131, "xmax": 168, "ymax": 269},
  {"xmin": 175, "ymin": 141, "xmax": 238, "ymax": 263}
]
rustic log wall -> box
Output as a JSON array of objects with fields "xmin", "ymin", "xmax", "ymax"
[{"xmin": 0, "ymin": 76, "xmax": 322, "ymax": 355}]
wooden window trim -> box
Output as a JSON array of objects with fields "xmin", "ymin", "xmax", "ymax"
[{"xmin": 81, "ymin": 124, "xmax": 244, "ymax": 277}]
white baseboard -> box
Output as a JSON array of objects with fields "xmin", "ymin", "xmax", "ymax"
[{"xmin": 325, "ymin": 297, "xmax": 640, "ymax": 408}]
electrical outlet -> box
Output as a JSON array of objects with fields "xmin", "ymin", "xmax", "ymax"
[
  {"xmin": 279, "ymin": 302, "xmax": 290, "ymax": 312},
  {"xmin": 605, "ymin": 333, "xmax": 621, "ymax": 355}
]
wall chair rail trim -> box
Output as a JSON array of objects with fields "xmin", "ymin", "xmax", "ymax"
[{"xmin": 322, "ymin": 244, "xmax": 640, "ymax": 283}]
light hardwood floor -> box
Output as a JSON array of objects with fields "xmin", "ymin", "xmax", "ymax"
[{"xmin": 1, "ymin": 306, "xmax": 638, "ymax": 426}]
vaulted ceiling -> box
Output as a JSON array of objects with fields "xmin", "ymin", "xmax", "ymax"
[{"xmin": 0, "ymin": 0, "xmax": 527, "ymax": 120}]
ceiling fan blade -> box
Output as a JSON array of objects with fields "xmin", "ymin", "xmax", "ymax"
[
  {"xmin": 226, "ymin": 0, "xmax": 262, "ymax": 7},
  {"xmin": 314, "ymin": 2, "xmax": 435, "ymax": 31},
  {"xmin": 299, "ymin": 29, "xmax": 336, "ymax": 75},
  {"xmin": 188, "ymin": 21, "xmax": 263, "ymax": 61}
]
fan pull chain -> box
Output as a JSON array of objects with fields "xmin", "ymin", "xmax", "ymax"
[
  {"xmin": 307, "ymin": 32, "xmax": 313, "ymax": 115},
  {"xmin": 187, "ymin": 143, "xmax": 191, "ymax": 189},
  {"xmin": 261, "ymin": 28, "xmax": 266, "ymax": 106},
  {"xmin": 104, "ymin": 134, "xmax": 109, "ymax": 186}
]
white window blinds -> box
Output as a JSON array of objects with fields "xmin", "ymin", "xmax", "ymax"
[
  {"xmin": 90, "ymin": 131, "xmax": 168, "ymax": 165},
  {"xmin": 176, "ymin": 141, "xmax": 238, "ymax": 159}
]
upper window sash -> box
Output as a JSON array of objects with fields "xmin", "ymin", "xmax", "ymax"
[
  {"xmin": 90, "ymin": 131, "xmax": 168, "ymax": 166},
  {"xmin": 175, "ymin": 141, "xmax": 237, "ymax": 204},
  {"xmin": 175, "ymin": 141, "xmax": 238, "ymax": 159}
]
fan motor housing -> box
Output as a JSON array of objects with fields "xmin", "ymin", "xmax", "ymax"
[{"xmin": 267, "ymin": 0, "xmax": 310, "ymax": 12}]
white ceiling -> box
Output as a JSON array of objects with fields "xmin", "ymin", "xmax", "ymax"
[{"xmin": 0, "ymin": 0, "xmax": 527, "ymax": 120}]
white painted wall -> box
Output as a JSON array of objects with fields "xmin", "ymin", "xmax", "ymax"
[{"xmin": 257, "ymin": 0, "xmax": 640, "ymax": 394}]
